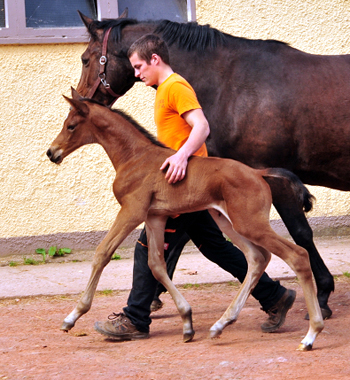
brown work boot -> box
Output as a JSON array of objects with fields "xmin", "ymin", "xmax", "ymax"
[
  {"xmin": 94, "ymin": 313, "xmax": 149, "ymax": 340},
  {"xmin": 261, "ymin": 289, "xmax": 296, "ymax": 333}
]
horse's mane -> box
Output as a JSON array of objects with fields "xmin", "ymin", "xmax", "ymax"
[
  {"xmin": 88, "ymin": 18, "xmax": 139, "ymax": 43},
  {"xmin": 154, "ymin": 20, "xmax": 228, "ymax": 51},
  {"xmin": 89, "ymin": 18, "xmax": 287, "ymax": 53},
  {"xmin": 83, "ymin": 98, "xmax": 167, "ymax": 149},
  {"xmin": 89, "ymin": 18, "xmax": 228, "ymax": 51}
]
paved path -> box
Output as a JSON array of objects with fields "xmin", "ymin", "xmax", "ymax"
[{"xmin": 1, "ymin": 237, "xmax": 350, "ymax": 299}]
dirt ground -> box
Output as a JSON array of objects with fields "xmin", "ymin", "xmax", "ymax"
[{"xmin": 1, "ymin": 278, "xmax": 350, "ymax": 380}]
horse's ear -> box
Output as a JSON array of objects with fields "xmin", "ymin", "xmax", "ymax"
[
  {"xmin": 71, "ymin": 87, "xmax": 83, "ymax": 100},
  {"xmin": 78, "ymin": 10, "xmax": 103, "ymax": 40},
  {"xmin": 119, "ymin": 8, "xmax": 128, "ymax": 18},
  {"xmin": 78, "ymin": 11, "xmax": 93, "ymax": 29},
  {"xmin": 63, "ymin": 95, "xmax": 89, "ymax": 116}
]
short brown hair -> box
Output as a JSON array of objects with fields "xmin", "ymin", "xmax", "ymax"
[{"xmin": 127, "ymin": 34, "xmax": 170, "ymax": 65}]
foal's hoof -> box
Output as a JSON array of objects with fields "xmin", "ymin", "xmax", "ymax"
[
  {"xmin": 304, "ymin": 307, "xmax": 332, "ymax": 320},
  {"xmin": 183, "ymin": 330, "xmax": 195, "ymax": 343},
  {"xmin": 297, "ymin": 343, "xmax": 313, "ymax": 352},
  {"xmin": 60, "ymin": 321, "xmax": 75, "ymax": 332}
]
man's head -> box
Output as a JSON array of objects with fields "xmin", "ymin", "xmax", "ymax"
[
  {"xmin": 127, "ymin": 34, "xmax": 170, "ymax": 65},
  {"xmin": 128, "ymin": 34, "xmax": 171, "ymax": 87}
]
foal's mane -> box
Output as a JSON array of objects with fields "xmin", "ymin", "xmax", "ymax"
[
  {"xmin": 83, "ymin": 98, "xmax": 167, "ymax": 148},
  {"xmin": 88, "ymin": 18, "xmax": 287, "ymax": 53}
]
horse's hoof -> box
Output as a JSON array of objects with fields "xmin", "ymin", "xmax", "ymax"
[
  {"xmin": 297, "ymin": 343, "xmax": 313, "ymax": 351},
  {"xmin": 209, "ymin": 327, "xmax": 222, "ymax": 339},
  {"xmin": 183, "ymin": 330, "xmax": 195, "ymax": 343},
  {"xmin": 60, "ymin": 321, "xmax": 74, "ymax": 331},
  {"xmin": 150, "ymin": 299, "xmax": 164, "ymax": 313},
  {"xmin": 304, "ymin": 307, "xmax": 332, "ymax": 320}
]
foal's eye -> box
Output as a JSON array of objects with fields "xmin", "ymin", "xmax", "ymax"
[{"xmin": 67, "ymin": 125, "xmax": 76, "ymax": 131}]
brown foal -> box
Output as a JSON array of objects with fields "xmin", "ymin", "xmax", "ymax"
[{"xmin": 47, "ymin": 89, "xmax": 324, "ymax": 350}]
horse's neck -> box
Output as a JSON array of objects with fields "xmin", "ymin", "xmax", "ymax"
[
  {"xmin": 94, "ymin": 112, "xmax": 151, "ymax": 171},
  {"xmin": 122, "ymin": 23, "xmax": 156, "ymax": 51}
]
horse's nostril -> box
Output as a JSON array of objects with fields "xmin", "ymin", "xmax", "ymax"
[{"xmin": 46, "ymin": 148, "xmax": 61, "ymax": 163}]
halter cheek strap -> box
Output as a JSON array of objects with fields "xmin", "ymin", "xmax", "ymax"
[{"xmin": 86, "ymin": 27, "xmax": 121, "ymax": 105}]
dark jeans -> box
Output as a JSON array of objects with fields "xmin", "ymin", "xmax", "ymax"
[{"xmin": 123, "ymin": 210, "xmax": 286, "ymax": 333}]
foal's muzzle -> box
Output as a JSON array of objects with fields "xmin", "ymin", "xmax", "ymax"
[{"xmin": 47, "ymin": 147, "xmax": 63, "ymax": 164}]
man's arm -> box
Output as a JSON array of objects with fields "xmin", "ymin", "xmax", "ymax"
[{"xmin": 160, "ymin": 108, "xmax": 210, "ymax": 184}]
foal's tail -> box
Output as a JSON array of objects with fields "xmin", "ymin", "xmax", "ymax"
[{"xmin": 260, "ymin": 168, "xmax": 315, "ymax": 212}]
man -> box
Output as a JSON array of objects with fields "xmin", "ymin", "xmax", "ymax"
[{"xmin": 94, "ymin": 34, "xmax": 296, "ymax": 340}]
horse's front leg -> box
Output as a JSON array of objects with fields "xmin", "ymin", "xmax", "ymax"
[
  {"xmin": 146, "ymin": 215, "xmax": 195, "ymax": 342},
  {"xmin": 61, "ymin": 207, "xmax": 145, "ymax": 331}
]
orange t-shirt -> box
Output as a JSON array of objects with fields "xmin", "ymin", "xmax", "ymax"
[{"xmin": 154, "ymin": 73, "xmax": 208, "ymax": 157}]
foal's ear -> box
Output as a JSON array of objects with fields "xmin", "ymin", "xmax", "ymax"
[
  {"xmin": 63, "ymin": 95, "xmax": 89, "ymax": 116},
  {"xmin": 71, "ymin": 87, "xmax": 82, "ymax": 100},
  {"xmin": 119, "ymin": 8, "xmax": 128, "ymax": 18}
]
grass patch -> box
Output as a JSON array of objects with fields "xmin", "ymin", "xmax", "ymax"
[
  {"xmin": 23, "ymin": 257, "xmax": 40, "ymax": 265},
  {"xmin": 182, "ymin": 283, "xmax": 200, "ymax": 289},
  {"xmin": 228, "ymin": 281, "xmax": 240, "ymax": 288},
  {"xmin": 101, "ymin": 289, "xmax": 114, "ymax": 295},
  {"xmin": 36, "ymin": 246, "xmax": 72, "ymax": 262},
  {"xmin": 8, "ymin": 261, "xmax": 18, "ymax": 267},
  {"xmin": 343, "ymin": 271, "xmax": 350, "ymax": 278},
  {"xmin": 202, "ymin": 283, "xmax": 213, "ymax": 288}
]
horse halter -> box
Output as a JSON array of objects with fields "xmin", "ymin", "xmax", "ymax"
[{"xmin": 86, "ymin": 27, "xmax": 121, "ymax": 106}]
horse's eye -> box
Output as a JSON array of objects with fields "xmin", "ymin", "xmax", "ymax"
[
  {"xmin": 67, "ymin": 125, "xmax": 76, "ymax": 131},
  {"xmin": 82, "ymin": 57, "xmax": 89, "ymax": 67}
]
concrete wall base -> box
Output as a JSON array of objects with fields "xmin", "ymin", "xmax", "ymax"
[{"xmin": 2, "ymin": 215, "xmax": 350, "ymax": 257}]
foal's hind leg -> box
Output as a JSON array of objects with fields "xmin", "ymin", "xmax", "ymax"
[
  {"xmin": 208, "ymin": 209, "xmax": 271, "ymax": 338},
  {"xmin": 269, "ymin": 237, "xmax": 324, "ymax": 350},
  {"xmin": 146, "ymin": 215, "xmax": 195, "ymax": 342},
  {"xmin": 245, "ymin": 228, "xmax": 324, "ymax": 350}
]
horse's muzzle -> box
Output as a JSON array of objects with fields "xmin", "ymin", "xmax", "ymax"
[{"xmin": 46, "ymin": 147, "xmax": 63, "ymax": 164}]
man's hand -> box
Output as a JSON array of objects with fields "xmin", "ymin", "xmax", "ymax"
[
  {"xmin": 160, "ymin": 150, "xmax": 188, "ymax": 184},
  {"xmin": 160, "ymin": 108, "xmax": 210, "ymax": 184}
]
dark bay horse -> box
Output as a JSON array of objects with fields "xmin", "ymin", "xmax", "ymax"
[
  {"xmin": 47, "ymin": 90, "xmax": 323, "ymax": 350},
  {"xmin": 75, "ymin": 11, "xmax": 350, "ymax": 318}
]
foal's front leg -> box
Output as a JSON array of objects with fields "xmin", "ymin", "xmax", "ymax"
[
  {"xmin": 61, "ymin": 208, "xmax": 144, "ymax": 331},
  {"xmin": 146, "ymin": 215, "xmax": 195, "ymax": 342}
]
